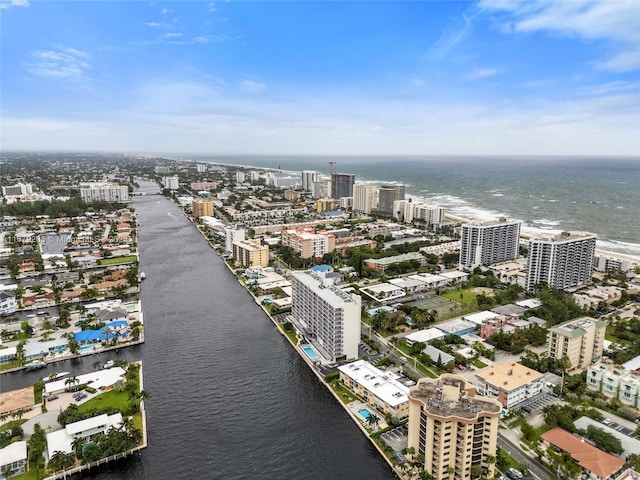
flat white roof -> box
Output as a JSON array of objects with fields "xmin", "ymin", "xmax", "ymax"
[
  {"xmin": 363, "ymin": 283, "xmax": 404, "ymax": 293},
  {"xmin": 47, "ymin": 413, "xmax": 122, "ymax": 458},
  {"xmin": 439, "ymin": 270, "xmax": 469, "ymax": 279},
  {"xmin": 389, "ymin": 277, "xmax": 426, "ymax": 288},
  {"xmin": 464, "ymin": 311, "xmax": 501, "ymax": 325},
  {"xmin": 517, "ymin": 299, "xmax": 543, "ymax": 309},
  {"xmin": 338, "ymin": 360, "xmax": 409, "ymax": 407},
  {"xmin": 405, "ymin": 328, "xmax": 446, "ymax": 343},
  {"xmin": 45, "ymin": 366, "xmax": 126, "ymax": 394},
  {"xmin": 623, "ymin": 355, "xmax": 640, "ymax": 371},
  {"xmin": 0, "ymin": 440, "xmax": 27, "ymax": 466}
]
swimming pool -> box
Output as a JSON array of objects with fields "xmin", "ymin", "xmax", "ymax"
[
  {"xmin": 300, "ymin": 344, "xmax": 319, "ymax": 360},
  {"xmin": 79, "ymin": 345, "xmax": 96, "ymax": 352},
  {"xmin": 358, "ymin": 408, "xmax": 373, "ymax": 420}
]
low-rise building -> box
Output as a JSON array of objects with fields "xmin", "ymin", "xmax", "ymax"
[
  {"xmin": 587, "ymin": 360, "xmax": 640, "ymax": 408},
  {"xmin": 365, "ymin": 252, "xmax": 426, "ymax": 274},
  {"xmin": 338, "ymin": 360, "xmax": 410, "ymax": 419},
  {"xmin": 475, "ymin": 362, "xmax": 544, "ymax": 408},
  {"xmin": 46, "ymin": 413, "xmax": 123, "ymax": 458},
  {"xmin": 0, "ymin": 291, "xmax": 17, "ymax": 315},
  {"xmin": 541, "ymin": 427, "xmax": 625, "ymax": 480},
  {"xmin": 0, "ymin": 441, "xmax": 27, "ymax": 478}
]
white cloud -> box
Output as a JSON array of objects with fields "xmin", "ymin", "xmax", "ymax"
[
  {"xmin": 208, "ymin": 2, "xmax": 216, "ymax": 12},
  {"xmin": 0, "ymin": 0, "xmax": 28, "ymax": 10},
  {"xmin": 239, "ymin": 80, "xmax": 266, "ymax": 94},
  {"xmin": 424, "ymin": 13, "xmax": 473, "ymax": 61},
  {"xmin": 465, "ymin": 67, "xmax": 500, "ymax": 79},
  {"xmin": 161, "ymin": 8, "xmax": 170, "ymax": 15},
  {"xmin": 144, "ymin": 22, "xmax": 161, "ymax": 27},
  {"xmin": 167, "ymin": 35, "xmax": 228, "ymax": 45},
  {"xmin": 478, "ymin": 0, "xmax": 640, "ymax": 72},
  {"xmin": 25, "ymin": 47, "xmax": 91, "ymax": 80},
  {"xmin": 161, "ymin": 32, "xmax": 183, "ymax": 39}
]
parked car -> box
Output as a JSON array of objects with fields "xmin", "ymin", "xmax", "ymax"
[
  {"xmin": 46, "ymin": 394, "xmax": 59, "ymax": 401},
  {"xmin": 507, "ymin": 468, "xmax": 523, "ymax": 480}
]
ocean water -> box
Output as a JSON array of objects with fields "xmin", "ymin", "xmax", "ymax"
[{"xmin": 190, "ymin": 155, "xmax": 640, "ymax": 257}]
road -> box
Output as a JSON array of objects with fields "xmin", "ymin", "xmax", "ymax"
[{"xmin": 498, "ymin": 431, "xmax": 550, "ymax": 480}]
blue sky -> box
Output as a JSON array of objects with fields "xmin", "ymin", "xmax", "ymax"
[{"xmin": 1, "ymin": 0, "xmax": 639, "ymax": 155}]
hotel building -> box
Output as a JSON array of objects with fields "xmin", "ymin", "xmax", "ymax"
[
  {"xmin": 291, "ymin": 270, "xmax": 361, "ymax": 361},
  {"xmin": 353, "ymin": 184, "xmax": 378, "ymax": 214},
  {"xmin": 526, "ymin": 231, "xmax": 596, "ymax": 292},
  {"xmin": 547, "ymin": 316, "xmax": 606, "ymax": 372},
  {"xmin": 475, "ymin": 362, "xmax": 544, "ymax": 408},
  {"xmin": 407, "ymin": 375, "xmax": 501, "ymax": 480},
  {"xmin": 459, "ymin": 218, "xmax": 521, "ymax": 269},
  {"xmin": 232, "ymin": 239, "xmax": 269, "ymax": 268},
  {"xmin": 339, "ymin": 360, "xmax": 410, "ymax": 419}
]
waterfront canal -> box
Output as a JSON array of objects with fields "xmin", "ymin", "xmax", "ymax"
[{"xmin": 2, "ymin": 185, "xmax": 397, "ymax": 480}]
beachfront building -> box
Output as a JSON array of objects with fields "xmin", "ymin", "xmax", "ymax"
[
  {"xmin": 290, "ymin": 270, "xmax": 361, "ymax": 361},
  {"xmin": 377, "ymin": 184, "xmax": 405, "ymax": 216},
  {"xmin": 79, "ymin": 183, "xmax": 130, "ymax": 203},
  {"xmin": 338, "ymin": 360, "xmax": 410, "ymax": 419},
  {"xmin": 593, "ymin": 253, "xmax": 637, "ymax": 274},
  {"xmin": 459, "ymin": 218, "xmax": 521, "ymax": 269},
  {"xmin": 475, "ymin": 362, "xmax": 544, "ymax": 408},
  {"xmin": 587, "ymin": 360, "xmax": 640, "ymax": 408},
  {"xmin": 331, "ymin": 172, "xmax": 356, "ymax": 199},
  {"xmin": 541, "ymin": 427, "xmax": 624, "ymax": 480},
  {"xmin": 353, "ymin": 184, "xmax": 378, "ymax": 214},
  {"xmin": 526, "ymin": 231, "xmax": 596, "ymax": 292},
  {"xmin": 281, "ymin": 226, "xmax": 336, "ymax": 259},
  {"xmin": 0, "ymin": 441, "xmax": 27, "ymax": 478},
  {"xmin": 547, "ymin": 317, "xmax": 606, "ymax": 372},
  {"xmin": 407, "ymin": 375, "xmax": 501, "ymax": 480},
  {"xmin": 225, "ymin": 227, "xmax": 246, "ymax": 253},
  {"xmin": 232, "ymin": 239, "xmax": 269, "ymax": 268},
  {"xmin": 415, "ymin": 205, "xmax": 445, "ymax": 226},
  {"xmin": 191, "ymin": 199, "xmax": 215, "ymax": 218},
  {"xmin": 302, "ymin": 170, "xmax": 321, "ymax": 192}
]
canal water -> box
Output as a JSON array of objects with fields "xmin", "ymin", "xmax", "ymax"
[{"xmin": 1, "ymin": 185, "xmax": 397, "ymax": 480}]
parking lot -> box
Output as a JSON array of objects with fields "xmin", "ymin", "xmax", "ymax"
[
  {"xmin": 518, "ymin": 393, "xmax": 558, "ymax": 414},
  {"xmin": 602, "ymin": 418, "xmax": 636, "ymax": 437}
]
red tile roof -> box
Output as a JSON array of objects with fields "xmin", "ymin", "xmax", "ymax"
[{"xmin": 541, "ymin": 427, "xmax": 624, "ymax": 479}]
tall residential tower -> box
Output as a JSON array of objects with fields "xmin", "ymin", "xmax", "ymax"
[{"xmin": 459, "ymin": 218, "xmax": 521, "ymax": 269}]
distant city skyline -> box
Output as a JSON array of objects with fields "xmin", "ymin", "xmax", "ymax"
[{"xmin": 1, "ymin": 0, "xmax": 639, "ymax": 155}]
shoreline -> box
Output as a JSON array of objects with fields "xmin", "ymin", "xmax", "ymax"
[{"xmin": 183, "ymin": 201, "xmax": 404, "ymax": 480}]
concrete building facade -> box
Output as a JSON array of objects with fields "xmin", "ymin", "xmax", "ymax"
[
  {"xmin": 302, "ymin": 170, "xmax": 321, "ymax": 191},
  {"xmin": 331, "ymin": 173, "xmax": 356, "ymax": 199},
  {"xmin": 459, "ymin": 218, "xmax": 521, "ymax": 269},
  {"xmin": 291, "ymin": 270, "xmax": 361, "ymax": 361},
  {"xmin": 191, "ymin": 199, "xmax": 215, "ymax": 218},
  {"xmin": 281, "ymin": 226, "xmax": 336, "ymax": 259},
  {"xmin": 353, "ymin": 184, "xmax": 378, "ymax": 214},
  {"xmin": 407, "ymin": 375, "xmax": 501, "ymax": 480},
  {"xmin": 377, "ymin": 185, "xmax": 406, "ymax": 216},
  {"xmin": 526, "ymin": 231, "xmax": 596, "ymax": 292},
  {"xmin": 587, "ymin": 360, "xmax": 640, "ymax": 408},
  {"xmin": 232, "ymin": 239, "xmax": 269, "ymax": 268},
  {"xmin": 547, "ymin": 316, "xmax": 606, "ymax": 372},
  {"xmin": 475, "ymin": 362, "xmax": 544, "ymax": 408},
  {"xmin": 79, "ymin": 183, "xmax": 130, "ymax": 203}
]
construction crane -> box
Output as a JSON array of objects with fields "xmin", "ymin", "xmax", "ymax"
[{"xmin": 329, "ymin": 161, "xmax": 336, "ymax": 177}]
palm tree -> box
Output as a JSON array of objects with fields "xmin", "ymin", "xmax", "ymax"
[
  {"xmin": 92, "ymin": 361, "xmax": 102, "ymax": 370},
  {"xmin": 366, "ymin": 413, "xmax": 380, "ymax": 430},
  {"xmin": 71, "ymin": 436, "xmax": 84, "ymax": 458},
  {"xmin": 49, "ymin": 371, "xmax": 58, "ymax": 382},
  {"xmin": 65, "ymin": 376, "xmax": 79, "ymax": 391}
]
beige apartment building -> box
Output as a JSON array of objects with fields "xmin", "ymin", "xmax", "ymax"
[
  {"xmin": 547, "ymin": 316, "xmax": 606, "ymax": 372},
  {"xmin": 407, "ymin": 375, "xmax": 501, "ymax": 480},
  {"xmin": 281, "ymin": 226, "xmax": 336, "ymax": 259},
  {"xmin": 232, "ymin": 239, "xmax": 269, "ymax": 268},
  {"xmin": 475, "ymin": 362, "xmax": 544, "ymax": 408},
  {"xmin": 191, "ymin": 199, "xmax": 215, "ymax": 218}
]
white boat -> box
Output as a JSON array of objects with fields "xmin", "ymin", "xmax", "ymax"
[
  {"xmin": 139, "ymin": 272, "xmax": 146, "ymax": 280},
  {"xmin": 103, "ymin": 360, "xmax": 114, "ymax": 369},
  {"xmin": 43, "ymin": 371, "xmax": 70, "ymax": 383},
  {"xmin": 25, "ymin": 360, "xmax": 47, "ymax": 371}
]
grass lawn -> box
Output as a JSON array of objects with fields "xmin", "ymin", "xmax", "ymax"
[
  {"xmin": 0, "ymin": 359, "xmax": 22, "ymax": 371},
  {"xmin": 329, "ymin": 381, "xmax": 360, "ymax": 404},
  {"xmin": 78, "ymin": 388, "xmax": 134, "ymax": 414},
  {"xmin": 392, "ymin": 341, "xmax": 438, "ymax": 378},
  {"xmin": 605, "ymin": 330, "xmax": 631, "ymax": 347},
  {"xmin": 441, "ymin": 288, "xmax": 480, "ymax": 309},
  {"xmin": 99, "ymin": 255, "xmax": 138, "ymax": 266},
  {"xmin": 472, "ymin": 359, "xmax": 488, "ymax": 368},
  {"xmin": 12, "ymin": 460, "xmax": 45, "ymax": 480},
  {"xmin": 278, "ymin": 324, "xmax": 298, "ymax": 345},
  {"xmin": 0, "ymin": 418, "xmax": 28, "ymax": 432}
]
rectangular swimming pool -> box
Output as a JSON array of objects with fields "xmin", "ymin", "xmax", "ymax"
[
  {"xmin": 358, "ymin": 408, "xmax": 373, "ymax": 420},
  {"xmin": 301, "ymin": 344, "xmax": 319, "ymax": 360}
]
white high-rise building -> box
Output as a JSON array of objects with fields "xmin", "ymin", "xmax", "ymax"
[
  {"xmin": 196, "ymin": 164, "xmax": 207, "ymax": 173},
  {"xmin": 526, "ymin": 231, "xmax": 596, "ymax": 292},
  {"xmin": 312, "ymin": 179, "xmax": 330, "ymax": 199},
  {"xmin": 225, "ymin": 227, "xmax": 246, "ymax": 253},
  {"xmin": 162, "ymin": 176, "xmax": 179, "ymax": 190},
  {"xmin": 291, "ymin": 270, "xmax": 361, "ymax": 361},
  {"xmin": 459, "ymin": 218, "xmax": 521, "ymax": 269},
  {"xmin": 235, "ymin": 171, "xmax": 245, "ymax": 184},
  {"xmin": 415, "ymin": 205, "xmax": 445, "ymax": 225},
  {"xmin": 393, "ymin": 199, "xmax": 420, "ymax": 223},
  {"xmin": 302, "ymin": 170, "xmax": 321, "ymax": 191},
  {"xmin": 79, "ymin": 183, "xmax": 130, "ymax": 203},
  {"xmin": 2, "ymin": 183, "xmax": 33, "ymax": 196},
  {"xmin": 352, "ymin": 184, "xmax": 378, "ymax": 214}
]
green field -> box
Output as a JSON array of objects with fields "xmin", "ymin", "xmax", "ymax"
[
  {"xmin": 99, "ymin": 255, "xmax": 138, "ymax": 266},
  {"xmin": 441, "ymin": 288, "xmax": 482, "ymax": 308}
]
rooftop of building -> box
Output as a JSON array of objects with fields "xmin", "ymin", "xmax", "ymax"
[
  {"xmin": 541, "ymin": 427, "xmax": 624, "ymax": 479},
  {"xmin": 338, "ymin": 360, "xmax": 409, "ymax": 407},
  {"xmin": 408, "ymin": 374, "xmax": 501, "ymax": 419},
  {"xmin": 530, "ymin": 230, "xmax": 597, "ymax": 243},
  {"xmin": 548, "ymin": 316, "xmax": 606, "ymax": 338},
  {"xmin": 476, "ymin": 362, "xmax": 544, "ymax": 391},
  {"xmin": 463, "ymin": 217, "xmax": 521, "ymax": 227},
  {"xmin": 365, "ymin": 252, "xmax": 424, "ymax": 265}
]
